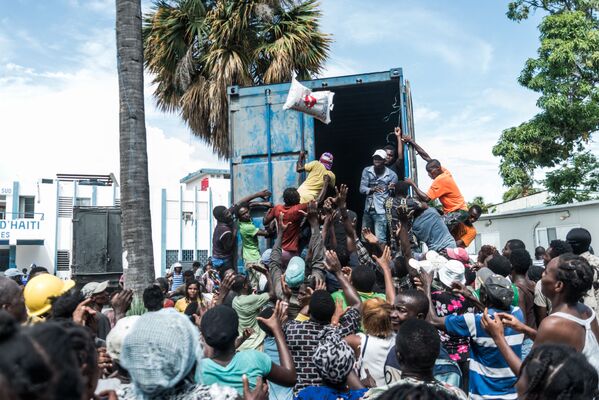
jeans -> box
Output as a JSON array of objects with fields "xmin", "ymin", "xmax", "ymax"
[{"xmin": 362, "ymin": 211, "xmax": 387, "ymax": 243}]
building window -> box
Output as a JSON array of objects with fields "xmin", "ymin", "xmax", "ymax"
[
  {"xmin": 196, "ymin": 250, "xmax": 209, "ymax": 264},
  {"xmin": 182, "ymin": 211, "xmax": 193, "ymax": 223},
  {"xmin": 58, "ymin": 197, "xmax": 74, "ymax": 218},
  {"xmin": 18, "ymin": 196, "xmax": 35, "ymax": 219},
  {"xmin": 165, "ymin": 250, "xmax": 179, "ymax": 269},
  {"xmin": 56, "ymin": 250, "xmax": 70, "ymax": 271},
  {"xmin": 0, "ymin": 195, "xmax": 6, "ymax": 220},
  {"xmin": 182, "ymin": 250, "xmax": 194, "ymax": 262},
  {"xmin": 75, "ymin": 197, "xmax": 91, "ymax": 207}
]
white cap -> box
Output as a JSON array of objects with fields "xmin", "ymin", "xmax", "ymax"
[{"xmin": 372, "ymin": 149, "xmax": 387, "ymax": 159}]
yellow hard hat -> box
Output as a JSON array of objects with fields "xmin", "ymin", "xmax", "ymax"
[{"xmin": 24, "ymin": 274, "xmax": 75, "ymax": 317}]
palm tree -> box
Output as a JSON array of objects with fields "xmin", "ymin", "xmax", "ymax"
[
  {"xmin": 143, "ymin": 0, "xmax": 331, "ymax": 158},
  {"xmin": 116, "ymin": 0, "xmax": 155, "ymax": 294}
]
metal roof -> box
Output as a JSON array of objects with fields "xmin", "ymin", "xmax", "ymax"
[
  {"xmin": 179, "ymin": 168, "xmax": 230, "ymax": 184},
  {"xmin": 480, "ymin": 199, "xmax": 599, "ymax": 220}
]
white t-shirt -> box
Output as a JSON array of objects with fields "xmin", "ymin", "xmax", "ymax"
[{"xmin": 358, "ymin": 333, "xmax": 396, "ymax": 387}]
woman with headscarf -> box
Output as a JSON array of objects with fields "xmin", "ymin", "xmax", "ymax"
[
  {"xmin": 295, "ymin": 327, "xmax": 367, "ymax": 400},
  {"xmin": 117, "ymin": 308, "xmax": 237, "ymax": 400}
]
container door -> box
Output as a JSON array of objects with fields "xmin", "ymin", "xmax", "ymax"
[{"xmin": 228, "ymin": 86, "xmax": 315, "ymax": 205}]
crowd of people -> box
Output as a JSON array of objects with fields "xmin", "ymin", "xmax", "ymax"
[{"xmin": 1, "ymin": 129, "xmax": 598, "ymax": 399}]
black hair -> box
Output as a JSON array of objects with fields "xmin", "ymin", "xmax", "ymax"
[
  {"xmin": 470, "ymin": 204, "xmax": 482, "ymax": 214},
  {"xmin": 282, "ymin": 187, "xmax": 300, "ymax": 206},
  {"xmin": 309, "ymin": 290, "xmax": 335, "ymax": 323},
  {"xmin": 185, "ymin": 280, "xmax": 203, "ymax": 302},
  {"xmin": 50, "ymin": 288, "xmax": 84, "ymax": 320},
  {"xmin": 425, "ymin": 159, "xmax": 441, "ymax": 170},
  {"xmin": 395, "ymin": 319, "xmax": 440, "ymax": 374},
  {"xmin": 143, "ymin": 285, "xmax": 164, "ymax": 312},
  {"xmin": 397, "ymin": 289, "xmax": 429, "ymax": 317},
  {"xmin": 28, "ymin": 321, "xmax": 85, "ymax": 400},
  {"xmin": 0, "ymin": 277, "xmax": 22, "ymax": 306},
  {"xmin": 566, "ymin": 228, "xmax": 592, "ymax": 255},
  {"xmin": 235, "ymin": 202, "xmax": 250, "ymax": 218},
  {"xmin": 478, "ymin": 245, "xmax": 498, "ymax": 264},
  {"xmin": 383, "ymin": 144, "xmax": 395, "ymax": 153},
  {"xmin": 375, "ymin": 382, "xmax": 460, "ymax": 400},
  {"xmin": 520, "ymin": 343, "xmax": 598, "ymax": 400},
  {"xmin": 154, "ymin": 277, "xmax": 169, "ymax": 293},
  {"xmin": 509, "ymin": 249, "xmax": 532, "ymax": 275},
  {"xmin": 555, "ymin": 253, "xmax": 594, "ymax": 304},
  {"xmin": 487, "ymin": 255, "xmax": 512, "ymax": 277},
  {"xmin": 527, "ymin": 264, "xmax": 544, "ymax": 283},
  {"xmin": 192, "ymin": 261, "xmax": 201, "ymax": 268},
  {"xmin": 257, "ymin": 307, "xmax": 274, "ymax": 336},
  {"xmin": 534, "ymin": 246, "xmax": 546, "ymax": 260},
  {"xmin": 29, "ymin": 266, "xmax": 48, "ymax": 279},
  {"xmin": 351, "ymin": 266, "xmax": 376, "ymax": 292},
  {"xmin": 395, "ymin": 181, "xmax": 410, "ymax": 197},
  {"xmin": 184, "ymin": 302, "xmax": 199, "ymax": 316},
  {"xmin": 548, "ymin": 240, "xmax": 572, "ymax": 259},
  {"xmin": 336, "ymin": 249, "xmax": 350, "ymax": 268},
  {"xmin": 183, "ymin": 270, "xmax": 194, "ymax": 278},
  {"xmin": 0, "ymin": 311, "xmax": 54, "ymax": 400},
  {"xmin": 230, "ymin": 274, "xmax": 248, "ymax": 293},
  {"xmin": 506, "ymin": 239, "xmax": 526, "ymax": 251}
]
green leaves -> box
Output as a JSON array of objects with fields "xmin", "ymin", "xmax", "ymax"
[
  {"xmin": 545, "ymin": 151, "xmax": 599, "ymax": 203},
  {"xmin": 497, "ymin": 4, "xmax": 599, "ymax": 204},
  {"xmin": 143, "ymin": 0, "xmax": 331, "ymax": 158}
]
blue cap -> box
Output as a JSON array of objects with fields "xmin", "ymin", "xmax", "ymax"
[{"xmin": 285, "ymin": 257, "xmax": 305, "ymax": 288}]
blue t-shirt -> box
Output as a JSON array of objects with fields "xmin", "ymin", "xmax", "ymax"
[
  {"xmin": 445, "ymin": 307, "xmax": 524, "ymax": 400},
  {"xmin": 412, "ymin": 207, "xmax": 456, "ymax": 251},
  {"xmin": 201, "ymin": 350, "xmax": 272, "ymax": 394},
  {"xmin": 295, "ymin": 386, "xmax": 367, "ymax": 400}
]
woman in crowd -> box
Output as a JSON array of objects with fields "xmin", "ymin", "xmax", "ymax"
[
  {"xmin": 175, "ymin": 280, "xmax": 204, "ymax": 313},
  {"xmin": 344, "ymin": 298, "xmax": 395, "ymax": 387}
]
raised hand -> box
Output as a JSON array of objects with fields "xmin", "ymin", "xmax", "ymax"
[
  {"xmin": 111, "ymin": 289, "xmax": 134, "ymax": 320},
  {"xmin": 362, "ymin": 227, "xmax": 379, "ymax": 244},
  {"xmin": 394, "ymin": 127, "xmax": 402, "ymax": 137},
  {"xmin": 373, "ymin": 245, "xmax": 393, "ymax": 271},
  {"xmin": 331, "ymin": 298, "xmax": 346, "ymax": 326},
  {"xmin": 400, "ymin": 135, "xmax": 413, "ymax": 144},
  {"xmin": 481, "ymin": 308, "xmax": 505, "ymax": 340},
  {"xmin": 258, "ymin": 189, "xmax": 272, "ymax": 199},
  {"xmin": 336, "ymin": 184, "xmax": 348, "ymax": 210},
  {"xmin": 324, "ymin": 250, "xmax": 342, "ymax": 273},
  {"xmin": 72, "ymin": 298, "xmax": 97, "ymax": 326},
  {"xmin": 243, "ymin": 375, "xmax": 269, "ymax": 400},
  {"xmin": 257, "ymin": 300, "xmax": 288, "ymax": 332}
]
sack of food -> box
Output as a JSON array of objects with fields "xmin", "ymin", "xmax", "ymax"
[{"xmin": 283, "ymin": 77, "xmax": 334, "ymax": 124}]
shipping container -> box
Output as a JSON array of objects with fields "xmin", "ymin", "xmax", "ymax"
[{"xmin": 228, "ymin": 67, "xmax": 417, "ymax": 215}]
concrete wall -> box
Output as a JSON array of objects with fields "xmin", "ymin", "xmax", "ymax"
[{"xmin": 474, "ymin": 201, "xmax": 599, "ymax": 253}]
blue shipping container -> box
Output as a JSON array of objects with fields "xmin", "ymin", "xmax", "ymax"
[{"xmin": 228, "ymin": 68, "xmax": 417, "ymax": 213}]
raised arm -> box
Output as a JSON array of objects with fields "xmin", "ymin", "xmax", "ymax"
[
  {"xmin": 270, "ymin": 213, "xmax": 288, "ymax": 301},
  {"xmin": 405, "ymin": 178, "xmax": 431, "ymax": 203},
  {"xmin": 305, "ymin": 201, "xmax": 327, "ymax": 283},
  {"xmin": 481, "ymin": 309, "xmax": 522, "ymax": 375},
  {"xmin": 296, "ymin": 151, "xmax": 307, "ymax": 173},
  {"xmin": 236, "ymin": 189, "xmax": 272, "ymax": 207},
  {"xmin": 394, "ymin": 127, "xmax": 405, "ymax": 173},
  {"xmin": 325, "ymin": 250, "xmax": 362, "ymax": 312},
  {"xmin": 401, "ymin": 135, "xmax": 432, "ymax": 163},
  {"xmin": 259, "ymin": 301, "xmax": 297, "ymax": 387},
  {"xmin": 414, "ymin": 269, "xmax": 446, "ymax": 330},
  {"xmin": 373, "ymin": 246, "xmax": 396, "ymax": 305},
  {"xmin": 315, "ymin": 175, "xmax": 331, "ymax": 206}
]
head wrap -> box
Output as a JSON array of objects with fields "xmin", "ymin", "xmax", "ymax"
[
  {"xmin": 120, "ymin": 309, "xmax": 202, "ymax": 396},
  {"xmin": 106, "ymin": 316, "xmax": 140, "ymax": 362},
  {"xmin": 313, "ymin": 327, "xmax": 355, "ymax": 384},
  {"xmin": 319, "ymin": 152, "xmax": 334, "ymax": 170},
  {"xmin": 285, "ymin": 257, "xmax": 305, "ymax": 288}
]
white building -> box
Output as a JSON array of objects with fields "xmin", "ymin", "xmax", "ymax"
[
  {"xmin": 155, "ymin": 168, "xmax": 231, "ymax": 276},
  {"xmin": 0, "ymin": 174, "xmax": 119, "ymax": 277},
  {"xmin": 473, "ymin": 198, "xmax": 599, "ymax": 253}
]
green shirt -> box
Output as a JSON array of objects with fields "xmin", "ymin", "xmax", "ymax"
[
  {"xmin": 232, "ymin": 292, "xmax": 271, "ymax": 350},
  {"xmin": 239, "ymin": 220, "xmax": 261, "ymax": 262},
  {"xmin": 331, "ymin": 290, "xmax": 386, "ymax": 309}
]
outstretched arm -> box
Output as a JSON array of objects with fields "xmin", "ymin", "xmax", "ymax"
[
  {"xmin": 402, "ymin": 135, "xmax": 432, "ymax": 163},
  {"xmin": 325, "ymin": 250, "xmax": 362, "ymax": 311},
  {"xmin": 237, "ymin": 189, "xmax": 271, "ymax": 207},
  {"xmin": 394, "ymin": 127, "xmax": 405, "ymax": 173},
  {"xmin": 296, "ymin": 151, "xmax": 307, "ymax": 173},
  {"xmin": 315, "ymin": 175, "xmax": 331, "ymax": 206},
  {"xmin": 405, "ymin": 178, "xmax": 431, "ymax": 203}
]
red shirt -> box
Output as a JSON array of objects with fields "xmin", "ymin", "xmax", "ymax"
[{"xmin": 267, "ymin": 203, "xmax": 308, "ymax": 252}]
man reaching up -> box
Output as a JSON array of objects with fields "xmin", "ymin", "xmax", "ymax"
[
  {"xmin": 401, "ymin": 136, "xmax": 468, "ymax": 229},
  {"xmin": 296, "ymin": 151, "xmax": 336, "ymax": 204}
]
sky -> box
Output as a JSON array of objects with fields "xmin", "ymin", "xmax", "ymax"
[{"xmin": 0, "ymin": 0, "xmax": 549, "ymax": 204}]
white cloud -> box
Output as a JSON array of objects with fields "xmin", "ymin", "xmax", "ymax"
[{"xmin": 414, "ymin": 106, "xmax": 440, "ymax": 123}]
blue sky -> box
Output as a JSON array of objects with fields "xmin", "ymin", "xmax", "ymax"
[{"xmin": 0, "ymin": 0, "xmax": 549, "ymax": 203}]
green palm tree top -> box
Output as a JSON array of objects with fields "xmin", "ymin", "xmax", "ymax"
[{"xmin": 143, "ymin": 0, "xmax": 331, "ymax": 158}]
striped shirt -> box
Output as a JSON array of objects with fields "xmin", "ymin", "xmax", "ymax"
[
  {"xmin": 445, "ymin": 307, "xmax": 524, "ymax": 400},
  {"xmin": 171, "ymin": 272, "xmax": 184, "ymax": 292}
]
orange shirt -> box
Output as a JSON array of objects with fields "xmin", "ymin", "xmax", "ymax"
[
  {"xmin": 454, "ymin": 223, "xmax": 477, "ymax": 247},
  {"xmin": 426, "ymin": 167, "xmax": 467, "ymax": 213}
]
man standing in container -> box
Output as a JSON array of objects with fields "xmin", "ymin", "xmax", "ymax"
[
  {"xmin": 360, "ymin": 149, "xmax": 398, "ymax": 244},
  {"xmin": 401, "ymin": 135, "xmax": 468, "ymax": 230},
  {"xmin": 296, "ymin": 151, "xmax": 336, "ymax": 204}
]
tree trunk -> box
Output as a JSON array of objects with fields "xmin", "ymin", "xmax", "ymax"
[{"xmin": 116, "ymin": 0, "xmax": 155, "ymax": 294}]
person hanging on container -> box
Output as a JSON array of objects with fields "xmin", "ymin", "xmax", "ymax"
[
  {"xmin": 211, "ymin": 189, "xmax": 272, "ymax": 277},
  {"xmin": 296, "ymin": 151, "xmax": 336, "ymax": 204},
  {"xmin": 360, "ymin": 149, "xmax": 398, "ymax": 244},
  {"xmin": 400, "ymin": 135, "xmax": 469, "ymax": 230}
]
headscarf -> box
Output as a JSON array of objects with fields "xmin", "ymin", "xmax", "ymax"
[
  {"xmin": 319, "ymin": 152, "xmax": 334, "ymax": 171},
  {"xmin": 313, "ymin": 327, "xmax": 355, "ymax": 384},
  {"xmin": 120, "ymin": 309, "xmax": 202, "ymax": 397}
]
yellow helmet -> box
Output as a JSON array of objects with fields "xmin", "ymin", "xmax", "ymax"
[{"xmin": 24, "ymin": 274, "xmax": 75, "ymax": 317}]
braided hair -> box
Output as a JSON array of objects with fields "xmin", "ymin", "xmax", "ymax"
[
  {"xmin": 555, "ymin": 253, "xmax": 594, "ymax": 304},
  {"xmin": 376, "ymin": 382, "xmax": 461, "ymax": 400},
  {"xmin": 520, "ymin": 343, "xmax": 598, "ymax": 400}
]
